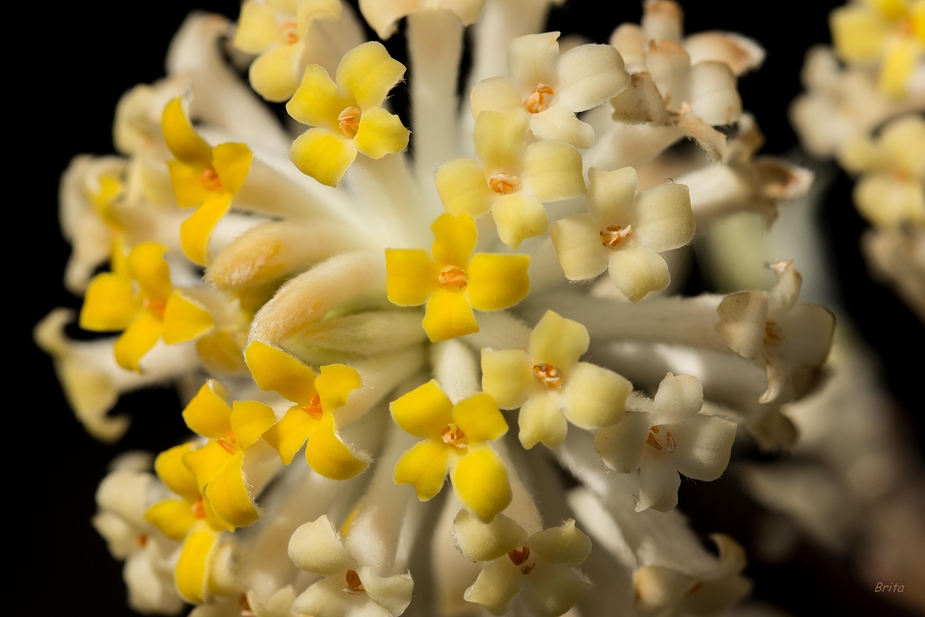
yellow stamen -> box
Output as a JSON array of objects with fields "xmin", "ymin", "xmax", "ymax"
[
  {"xmin": 438, "ymin": 265, "xmax": 468, "ymax": 290},
  {"xmin": 338, "ymin": 107, "xmax": 362, "ymax": 138},
  {"xmin": 533, "ymin": 363, "xmax": 564, "ymax": 388},
  {"xmin": 441, "ymin": 423, "xmax": 467, "ymax": 448},
  {"xmin": 200, "ymin": 167, "xmax": 224, "ymax": 192},
  {"xmin": 488, "ymin": 172, "xmax": 520, "ymax": 195},
  {"xmin": 280, "ymin": 19, "xmax": 299, "ymax": 45},
  {"xmin": 524, "ymin": 83, "xmax": 556, "ymax": 114},
  {"xmin": 345, "ymin": 569, "xmax": 366, "ymax": 594},
  {"xmin": 508, "ymin": 547, "xmax": 535, "ymax": 574},
  {"xmin": 601, "ymin": 224, "xmax": 632, "ymax": 248},
  {"xmin": 303, "ymin": 394, "xmax": 324, "ymax": 420}
]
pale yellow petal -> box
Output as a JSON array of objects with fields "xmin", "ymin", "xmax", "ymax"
[
  {"xmin": 390, "ymin": 379, "xmax": 455, "ymax": 438},
  {"xmin": 167, "ymin": 159, "xmax": 211, "ymax": 208},
  {"xmin": 286, "ymin": 64, "xmax": 347, "ymax": 129},
  {"xmin": 830, "ymin": 6, "xmax": 890, "ymax": 62},
  {"xmin": 385, "ymin": 248, "xmax": 439, "ymax": 306},
  {"xmin": 423, "ymin": 289, "xmax": 479, "ymax": 342},
  {"xmin": 562, "ymin": 362, "xmax": 631, "ymax": 429},
  {"xmin": 481, "ymin": 349, "xmax": 534, "ymax": 409},
  {"xmin": 435, "ymin": 158, "xmax": 495, "ymax": 218},
  {"xmin": 587, "ymin": 166, "xmax": 637, "ymax": 225},
  {"xmin": 451, "ymin": 446, "xmax": 511, "ymax": 522},
  {"xmin": 249, "ymin": 43, "xmax": 306, "ymax": 103},
  {"xmin": 466, "ymin": 253, "xmax": 530, "ymax": 312},
  {"xmin": 245, "ymin": 340, "xmax": 318, "ymax": 404},
  {"xmin": 354, "ymin": 107, "xmax": 410, "ymax": 158},
  {"xmin": 336, "ymin": 41, "xmax": 406, "ymax": 110},
  {"xmin": 529, "ymin": 310, "xmax": 589, "ymax": 372},
  {"xmin": 469, "ymin": 76, "xmax": 522, "ymax": 118},
  {"xmin": 234, "ymin": 2, "xmax": 285, "ymax": 53},
  {"xmin": 492, "ymin": 193, "xmax": 549, "ymax": 249},
  {"xmin": 452, "ymin": 393, "xmax": 508, "ymax": 444},
  {"xmin": 508, "ymin": 31, "xmax": 560, "ymax": 92},
  {"xmin": 632, "ymin": 183, "xmax": 695, "ymax": 252},
  {"xmin": 608, "ymin": 246, "xmax": 671, "ymax": 303},
  {"xmin": 474, "ymin": 110, "xmax": 529, "ymax": 173},
  {"xmin": 212, "ymin": 142, "xmax": 252, "ymax": 195},
  {"xmin": 549, "ymin": 214, "xmax": 609, "ymax": 281},
  {"xmin": 523, "ymin": 140, "xmax": 585, "ymax": 203},
  {"xmin": 518, "ymin": 391, "xmax": 567, "ymax": 450},
  {"xmin": 431, "ymin": 212, "xmax": 478, "ymax": 268},
  {"xmin": 289, "ymin": 128, "xmax": 357, "ymax": 187}
]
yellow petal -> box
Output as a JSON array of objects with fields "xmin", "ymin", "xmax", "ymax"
[
  {"xmin": 114, "ymin": 311, "xmax": 163, "ymax": 372},
  {"xmin": 154, "ymin": 442, "xmax": 201, "ymax": 501},
  {"xmin": 830, "ymin": 6, "xmax": 889, "ymax": 62},
  {"xmin": 354, "ymin": 107, "xmax": 410, "ymax": 158},
  {"xmin": 163, "ymin": 291, "xmax": 214, "ymax": 344},
  {"xmin": 914, "ymin": 1, "xmax": 925, "ymax": 42},
  {"xmin": 162, "ymin": 98, "xmax": 213, "ymax": 166},
  {"xmin": 869, "ymin": 0, "xmax": 908, "ymax": 21},
  {"xmin": 249, "ymin": 43, "xmax": 306, "ymax": 103},
  {"xmin": 432, "ymin": 212, "xmax": 478, "ymax": 268},
  {"xmin": 423, "ymin": 289, "xmax": 479, "ymax": 342},
  {"xmin": 481, "ymin": 349, "xmax": 534, "ymax": 410},
  {"xmin": 245, "ymin": 341, "xmax": 318, "ymax": 404},
  {"xmin": 529, "ymin": 310, "xmax": 589, "ymax": 372},
  {"xmin": 385, "ymin": 248, "xmax": 439, "ymax": 306},
  {"xmin": 389, "ymin": 379, "xmax": 455, "ymax": 438},
  {"xmin": 316, "ymin": 364, "xmax": 362, "ymax": 413},
  {"xmin": 263, "ymin": 405, "xmax": 317, "ymax": 464},
  {"xmin": 452, "ymin": 393, "xmax": 508, "ymax": 444},
  {"xmin": 290, "ymin": 128, "xmax": 357, "ymax": 187},
  {"xmin": 167, "ymin": 159, "xmax": 211, "ymax": 207},
  {"xmin": 563, "ymin": 362, "xmax": 631, "ymax": 430},
  {"xmin": 491, "ymin": 193, "xmax": 549, "ymax": 249},
  {"xmin": 879, "ymin": 35, "xmax": 918, "ymax": 97},
  {"xmin": 306, "ymin": 412, "xmax": 367, "ymax": 479},
  {"xmin": 518, "ymin": 391, "xmax": 567, "ymax": 450},
  {"xmin": 466, "ymin": 253, "xmax": 530, "ymax": 312},
  {"xmin": 175, "ymin": 527, "xmax": 219, "ymax": 604},
  {"xmin": 180, "ymin": 193, "xmax": 233, "ymax": 266},
  {"xmin": 144, "ymin": 498, "xmax": 196, "ymax": 541},
  {"xmin": 234, "ymin": 2, "xmax": 285, "ymax": 53},
  {"xmin": 435, "ymin": 158, "xmax": 495, "ymax": 218},
  {"xmin": 128, "ymin": 242, "xmax": 172, "ymax": 302},
  {"xmin": 473, "ymin": 110, "xmax": 528, "ymax": 173},
  {"xmin": 394, "ymin": 439, "xmax": 450, "ymax": 500},
  {"xmin": 184, "ymin": 441, "xmax": 234, "ymax": 493},
  {"xmin": 451, "ymin": 446, "xmax": 511, "ymax": 522},
  {"xmin": 231, "ymin": 400, "xmax": 277, "ymax": 449},
  {"xmin": 212, "ymin": 142, "xmax": 253, "ymax": 195},
  {"xmin": 523, "ymin": 140, "xmax": 586, "ymax": 203},
  {"xmin": 287, "ymin": 63, "xmax": 349, "ymax": 129},
  {"xmin": 79, "ymin": 273, "xmax": 139, "ymax": 331},
  {"xmin": 608, "ymin": 246, "xmax": 671, "ymax": 303},
  {"xmin": 205, "ymin": 451, "xmax": 260, "ymax": 528},
  {"xmin": 182, "ymin": 380, "xmax": 233, "ymax": 439},
  {"xmin": 336, "ymin": 41, "xmax": 406, "ymax": 110}
]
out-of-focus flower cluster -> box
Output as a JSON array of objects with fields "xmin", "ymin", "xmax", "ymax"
[{"xmin": 39, "ymin": 1, "xmax": 866, "ymax": 616}]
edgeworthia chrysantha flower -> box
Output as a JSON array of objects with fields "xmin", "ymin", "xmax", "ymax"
[{"xmin": 40, "ymin": 2, "xmax": 856, "ymax": 616}]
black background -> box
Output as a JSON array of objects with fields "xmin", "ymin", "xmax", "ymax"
[{"xmin": 23, "ymin": 1, "xmax": 923, "ymax": 615}]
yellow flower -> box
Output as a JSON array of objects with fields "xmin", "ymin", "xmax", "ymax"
[
  {"xmin": 830, "ymin": 0, "xmax": 925, "ymax": 97},
  {"xmin": 245, "ymin": 340, "xmax": 368, "ymax": 480},
  {"xmin": 385, "ymin": 212, "xmax": 530, "ymax": 342},
  {"xmin": 391, "ymin": 380, "xmax": 511, "ymax": 522},
  {"xmin": 287, "ymin": 41, "xmax": 410, "ymax": 186},
  {"xmin": 78, "ymin": 242, "xmax": 214, "ymax": 372},
  {"xmin": 144, "ymin": 443, "xmax": 223, "ymax": 541},
  {"xmin": 162, "ymin": 97, "xmax": 253, "ymax": 265}
]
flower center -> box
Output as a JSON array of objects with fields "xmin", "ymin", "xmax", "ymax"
[
  {"xmin": 763, "ymin": 320, "xmax": 783, "ymax": 346},
  {"xmin": 303, "ymin": 394, "xmax": 324, "ymax": 420},
  {"xmin": 338, "ymin": 107, "xmax": 362, "ymax": 138},
  {"xmin": 441, "ymin": 423, "xmax": 467, "ymax": 448},
  {"xmin": 143, "ymin": 297, "xmax": 167, "ymax": 318},
  {"xmin": 240, "ymin": 593, "xmax": 255, "ymax": 617},
  {"xmin": 280, "ymin": 19, "xmax": 299, "ymax": 45},
  {"xmin": 135, "ymin": 534, "xmax": 148, "ymax": 548},
  {"xmin": 192, "ymin": 497, "xmax": 207, "ymax": 519},
  {"xmin": 508, "ymin": 547, "xmax": 536, "ymax": 574},
  {"xmin": 533, "ymin": 363, "xmax": 564, "ymax": 388},
  {"xmin": 645, "ymin": 426, "xmax": 676, "ymax": 453},
  {"xmin": 200, "ymin": 167, "xmax": 224, "ymax": 192},
  {"xmin": 217, "ymin": 430, "xmax": 237, "ymax": 454},
  {"xmin": 438, "ymin": 265, "xmax": 468, "ymax": 290},
  {"xmin": 601, "ymin": 224, "xmax": 632, "ymax": 248},
  {"xmin": 489, "ymin": 172, "xmax": 520, "ymax": 195},
  {"xmin": 345, "ymin": 569, "xmax": 366, "ymax": 594},
  {"xmin": 524, "ymin": 83, "xmax": 556, "ymax": 114}
]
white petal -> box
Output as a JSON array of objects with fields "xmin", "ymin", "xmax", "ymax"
[
  {"xmin": 607, "ymin": 246, "xmax": 671, "ymax": 303},
  {"xmin": 669, "ymin": 415, "xmax": 737, "ymax": 481},
  {"xmin": 632, "ymin": 183, "xmax": 695, "ymax": 252},
  {"xmin": 688, "ymin": 61, "xmax": 742, "ymax": 125},
  {"xmin": 492, "ymin": 193, "xmax": 550, "ymax": 249},
  {"xmin": 645, "ymin": 40, "xmax": 691, "ymax": 113},
  {"xmin": 652, "ymin": 373, "xmax": 703, "ymax": 425},
  {"xmin": 609, "ymin": 24, "xmax": 646, "ymax": 70},
  {"xmin": 555, "ymin": 44, "xmax": 630, "ymax": 112},
  {"xmin": 587, "ymin": 166, "xmax": 637, "ymax": 226},
  {"xmin": 766, "ymin": 260, "xmax": 802, "ymax": 311},
  {"xmin": 293, "ymin": 575, "xmax": 380, "ymax": 617},
  {"xmin": 594, "ymin": 411, "xmax": 650, "ymax": 474},
  {"xmin": 481, "ymin": 348, "xmax": 534, "ymax": 409},
  {"xmin": 125, "ymin": 551, "xmax": 184, "ymax": 615},
  {"xmin": 519, "ymin": 392, "xmax": 568, "ymax": 450},
  {"xmin": 520, "ymin": 563, "xmax": 593, "ymax": 617},
  {"xmin": 715, "ymin": 291, "xmax": 769, "ymax": 359},
  {"xmin": 610, "ymin": 73, "xmax": 671, "ymax": 125},
  {"xmin": 470, "ymin": 76, "xmax": 523, "ymax": 118},
  {"xmin": 509, "ymin": 32, "xmax": 561, "ymax": 92},
  {"xmin": 549, "ymin": 214, "xmax": 610, "ymax": 281},
  {"xmin": 454, "ymin": 509, "xmax": 528, "ymax": 562},
  {"xmin": 633, "ymin": 565, "xmax": 697, "ymax": 617},
  {"xmin": 637, "ymin": 453, "xmax": 681, "ymax": 512},
  {"xmin": 563, "ymin": 362, "xmax": 631, "ymax": 430},
  {"xmin": 96, "ymin": 469, "xmax": 153, "ymax": 527},
  {"xmin": 464, "ymin": 559, "xmax": 524, "ymax": 616},
  {"xmin": 289, "ymin": 516, "xmax": 358, "ymax": 576},
  {"xmin": 641, "ymin": 0, "xmax": 683, "ymax": 42},
  {"xmin": 523, "ymin": 140, "xmax": 586, "ymax": 203},
  {"xmin": 684, "ymin": 32, "xmax": 765, "ymax": 76},
  {"xmin": 530, "ymin": 106, "xmax": 595, "ymax": 149},
  {"xmin": 774, "ymin": 304, "xmax": 835, "ymax": 368},
  {"xmin": 356, "ymin": 566, "xmax": 414, "ymax": 616},
  {"xmin": 526, "ymin": 519, "xmax": 591, "ymax": 565}
]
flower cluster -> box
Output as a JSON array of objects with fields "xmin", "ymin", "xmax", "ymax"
[{"xmin": 41, "ymin": 1, "xmax": 842, "ymax": 616}]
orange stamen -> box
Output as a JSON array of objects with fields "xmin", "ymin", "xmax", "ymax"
[
  {"xmin": 345, "ymin": 569, "xmax": 366, "ymax": 594},
  {"xmin": 338, "ymin": 107, "xmax": 362, "ymax": 138},
  {"xmin": 438, "ymin": 265, "xmax": 468, "ymax": 290},
  {"xmin": 489, "ymin": 172, "xmax": 520, "ymax": 195},
  {"xmin": 303, "ymin": 394, "xmax": 324, "ymax": 420},
  {"xmin": 533, "ymin": 363, "xmax": 564, "ymax": 388},
  {"xmin": 524, "ymin": 83, "xmax": 556, "ymax": 114},
  {"xmin": 666, "ymin": 431, "xmax": 676, "ymax": 454},
  {"xmin": 192, "ymin": 498, "xmax": 206, "ymax": 519},
  {"xmin": 764, "ymin": 321, "xmax": 783, "ymax": 346},
  {"xmin": 143, "ymin": 298, "xmax": 167, "ymax": 318},
  {"xmin": 441, "ymin": 423, "xmax": 467, "ymax": 448},
  {"xmin": 200, "ymin": 167, "xmax": 224, "ymax": 192},
  {"xmin": 136, "ymin": 534, "xmax": 148, "ymax": 548},
  {"xmin": 508, "ymin": 547, "xmax": 535, "ymax": 574},
  {"xmin": 646, "ymin": 428, "xmax": 663, "ymax": 450},
  {"xmin": 601, "ymin": 224, "xmax": 632, "ymax": 248},
  {"xmin": 217, "ymin": 430, "xmax": 237, "ymax": 455},
  {"xmin": 280, "ymin": 20, "xmax": 299, "ymax": 45}
]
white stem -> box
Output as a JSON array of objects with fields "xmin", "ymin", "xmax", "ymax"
[
  {"xmin": 431, "ymin": 493, "xmax": 484, "ymax": 615},
  {"xmin": 249, "ymin": 252, "xmax": 385, "ymax": 344},
  {"xmin": 407, "ymin": 10, "xmax": 465, "ymax": 218},
  {"xmin": 431, "ymin": 339, "xmax": 480, "ymax": 403},
  {"xmin": 495, "ymin": 440, "xmax": 543, "ymax": 535},
  {"xmin": 337, "ymin": 347, "xmax": 429, "ymax": 426},
  {"xmin": 290, "ymin": 310, "xmax": 428, "ymax": 356},
  {"xmin": 464, "ymin": 311, "xmax": 531, "ymax": 351},
  {"xmin": 352, "ymin": 154, "xmax": 433, "ymax": 249}
]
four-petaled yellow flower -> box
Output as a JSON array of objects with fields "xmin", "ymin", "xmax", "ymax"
[
  {"xmin": 179, "ymin": 380, "xmax": 277, "ymax": 528},
  {"xmin": 391, "ymin": 380, "xmax": 511, "ymax": 523},
  {"xmin": 234, "ymin": 0, "xmax": 342, "ymax": 102},
  {"xmin": 162, "ymin": 97, "xmax": 253, "ymax": 265},
  {"xmin": 287, "ymin": 41, "xmax": 410, "ymax": 186},
  {"xmin": 245, "ymin": 340, "xmax": 368, "ymax": 480},
  {"xmin": 385, "ymin": 212, "xmax": 530, "ymax": 342},
  {"xmin": 79, "ymin": 241, "xmax": 214, "ymax": 372}
]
